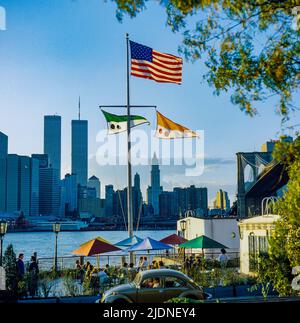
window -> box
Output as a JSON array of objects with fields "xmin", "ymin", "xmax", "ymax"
[
  {"xmin": 164, "ymin": 276, "xmax": 188, "ymax": 288},
  {"xmin": 248, "ymin": 234, "xmax": 269, "ymax": 272},
  {"xmin": 140, "ymin": 277, "xmax": 161, "ymax": 289}
]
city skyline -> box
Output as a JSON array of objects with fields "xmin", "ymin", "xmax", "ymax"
[{"xmin": 0, "ymin": 0, "xmax": 297, "ymax": 206}]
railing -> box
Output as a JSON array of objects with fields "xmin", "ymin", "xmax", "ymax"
[{"xmin": 36, "ymin": 251, "xmax": 240, "ymax": 271}]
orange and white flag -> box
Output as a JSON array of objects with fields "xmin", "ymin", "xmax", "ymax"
[{"xmin": 155, "ymin": 111, "xmax": 198, "ymax": 139}]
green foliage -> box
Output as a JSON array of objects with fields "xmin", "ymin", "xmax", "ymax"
[
  {"xmin": 166, "ymin": 297, "xmax": 202, "ymax": 303},
  {"xmin": 111, "ymin": 0, "xmax": 299, "ymax": 121},
  {"xmin": 2, "ymin": 244, "xmax": 18, "ymax": 293},
  {"xmin": 254, "ymin": 136, "xmax": 300, "ymax": 296}
]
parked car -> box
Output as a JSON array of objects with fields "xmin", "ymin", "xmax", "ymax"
[{"xmin": 98, "ymin": 269, "xmax": 212, "ymax": 303}]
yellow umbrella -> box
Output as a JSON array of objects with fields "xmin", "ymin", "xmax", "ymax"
[{"xmin": 72, "ymin": 236, "xmax": 121, "ymax": 268}]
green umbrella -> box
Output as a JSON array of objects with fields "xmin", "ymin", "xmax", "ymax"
[{"xmin": 179, "ymin": 235, "xmax": 228, "ymax": 250}]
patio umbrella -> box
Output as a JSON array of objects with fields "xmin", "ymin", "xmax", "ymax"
[
  {"xmin": 116, "ymin": 235, "xmax": 143, "ymax": 247},
  {"xmin": 72, "ymin": 236, "xmax": 121, "ymax": 267},
  {"xmin": 126, "ymin": 237, "xmax": 172, "ymax": 252},
  {"xmin": 160, "ymin": 234, "xmax": 187, "ymax": 245},
  {"xmin": 179, "ymin": 235, "xmax": 228, "ymax": 250}
]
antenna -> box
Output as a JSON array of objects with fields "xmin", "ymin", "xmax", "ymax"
[{"xmin": 78, "ymin": 96, "xmax": 81, "ymax": 120}]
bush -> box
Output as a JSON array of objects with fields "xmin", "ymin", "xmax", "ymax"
[{"xmin": 2, "ymin": 244, "xmax": 18, "ymax": 294}]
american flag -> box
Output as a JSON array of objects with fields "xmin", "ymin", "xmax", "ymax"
[{"xmin": 130, "ymin": 41, "xmax": 183, "ymax": 84}]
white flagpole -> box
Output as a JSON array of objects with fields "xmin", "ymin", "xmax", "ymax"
[{"xmin": 126, "ymin": 33, "xmax": 134, "ymax": 243}]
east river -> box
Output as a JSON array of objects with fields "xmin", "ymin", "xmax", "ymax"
[{"xmin": 2, "ymin": 230, "xmax": 175, "ymax": 262}]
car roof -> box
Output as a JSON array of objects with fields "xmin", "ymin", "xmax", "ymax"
[{"xmin": 139, "ymin": 269, "xmax": 187, "ymax": 278}]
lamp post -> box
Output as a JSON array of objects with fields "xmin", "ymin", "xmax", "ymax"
[
  {"xmin": 180, "ymin": 220, "xmax": 187, "ymax": 239},
  {"xmin": 53, "ymin": 222, "xmax": 61, "ymax": 272},
  {"xmin": 0, "ymin": 220, "xmax": 8, "ymax": 267},
  {"xmin": 180, "ymin": 220, "xmax": 187, "ymax": 262}
]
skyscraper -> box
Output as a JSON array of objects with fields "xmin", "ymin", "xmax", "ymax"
[
  {"xmin": 72, "ymin": 120, "xmax": 88, "ymax": 186},
  {"xmin": 88, "ymin": 175, "xmax": 100, "ymax": 198},
  {"xmin": 147, "ymin": 154, "xmax": 163, "ymax": 215},
  {"xmin": 61, "ymin": 173, "xmax": 77, "ymax": 217},
  {"xmin": 214, "ymin": 189, "xmax": 230, "ymax": 211},
  {"xmin": 173, "ymin": 185, "xmax": 208, "ymax": 216},
  {"xmin": 44, "ymin": 115, "xmax": 61, "ymax": 178},
  {"xmin": 39, "ymin": 167, "xmax": 61, "ymax": 216},
  {"xmin": 105, "ymin": 185, "xmax": 114, "ymax": 217},
  {"xmin": 0, "ymin": 132, "xmax": 8, "ymax": 212},
  {"xmin": 5, "ymin": 154, "xmax": 39, "ymax": 216}
]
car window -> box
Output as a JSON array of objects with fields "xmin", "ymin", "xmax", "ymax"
[
  {"xmin": 164, "ymin": 276, "xmax": 188, "ymax": 288},
  {"xmin": 140, "ymin": 277, "xmax": 162, "ymax": 289}
]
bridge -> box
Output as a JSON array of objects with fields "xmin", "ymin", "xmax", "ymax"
[{"xmin": 236, "ymin": 152, "xmax": 288, "ymax": 218}]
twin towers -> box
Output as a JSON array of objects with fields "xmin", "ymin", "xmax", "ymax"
[{"xmin": 44, "ymin": 102, "xmax": 88, "ymax": 184}]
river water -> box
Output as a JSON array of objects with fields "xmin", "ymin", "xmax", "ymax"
[{"xmin": 2, "ymin": 230, "xmax": 175, "ymax": 262}]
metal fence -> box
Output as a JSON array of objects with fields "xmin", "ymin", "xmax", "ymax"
[{"xmin": 37, "ymin": 251, "xmax": 240, "ymax": 271}]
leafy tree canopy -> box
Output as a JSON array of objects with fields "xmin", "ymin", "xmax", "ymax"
[
  {"xmin": 111, "ymin": 0, "xmax": 300, "ymax": 121},
  {"xmin": 256, "ymin": 136, "xmax": 300, "ymax": 296}
]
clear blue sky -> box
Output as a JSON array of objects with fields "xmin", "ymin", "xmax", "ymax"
[{"xmin": 0, "ymin": 0, "xmax": 297, "ymax": 205}]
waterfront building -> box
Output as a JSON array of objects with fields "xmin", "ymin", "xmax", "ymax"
[
  {"xmin": 71, "ymin": 120, "xmax": 88, "ymax": 186},
  {"xmin": 0, "ymin": 131, "xmax": 8, "ymax": 212},
  {"xmin": 133, "ymin": 173, "xmax": 143, "ymax": 222},
  {"xmin": 213, "ymin": 189, "xmax": 230, "ymax": 212},
  {"xmin": 177, "ymin": 215, "xmax": 239, "ymax": 255},
  {"xmin": 173, "ymin": 185, "xmax": 208, "ymax": 217},
  {"xmin": 159, "ymin": 191, "xmax": 176, "ymax": 219},
  {"xmin": 105, "ymin": 184, "xmax": 114, "ymax": 217},
  {"xmin": 78, "ymin": 197, "xmax": 104, "ymax": 219},
  {"xmin": 60, "ymin": 173, "xmax": 77, "ymax": 217},
  {"xmin": 0, "ymin": 131, "xmax": 8, "ymax": 159},
  {"xmin": 44, "ymin": 115, "xmax": 61, "ymax": 178},
  {"xmin": 238, "ymin": 213, "xmax": 280, "ymax": 274},
  {"xmin": 39, "ymin": 167, "xmax": 60, "ymax": 216},
  {"xmin": 5, "ymin": 154, "xmax": 39, "ymax": 216},
  {"xmin": 147, "ymin": 154, "xmax": 163, "ymax": 216},
  {"xmin": 88, "ymin": 175, "xmax": 101, "ymax": 198}
]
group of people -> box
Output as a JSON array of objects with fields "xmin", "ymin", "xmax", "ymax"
[
  {"xmin": 16, "ymin": 253, "xmax": 39, "ymax": 297},
  {"xmin": 184, "ymin": 248, "xmax": 230, "ymax": 272},
  {"xmin": 73, "ymin": 256, "xmax": 168, "ymax": 289},
  {"xmin": 137, "ymin": 257, "xmax": 166, "ymax": 271}
]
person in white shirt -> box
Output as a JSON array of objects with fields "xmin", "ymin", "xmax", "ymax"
[
  {"xmin": 142, "ymin": 257, "xmax": 149, "ymax": 269},
  {"xmin": 218, "ymin": 248, "xmax": 229, "ymax": 269}
]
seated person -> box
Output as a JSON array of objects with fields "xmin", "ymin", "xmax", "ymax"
[
  {"xmin": 141, "ymin": 278, "xmax": 154, "ymax": 288},
  {"xmin": 152, "ymin": 278, "xmax": 161, "ymax": 288}
]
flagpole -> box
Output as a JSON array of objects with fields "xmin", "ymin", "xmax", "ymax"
[{"xmin": 126, "ymin": 33, "xmax": 134, "ymax": 243}]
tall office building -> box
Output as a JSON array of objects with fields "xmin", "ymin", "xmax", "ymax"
[
  {"xmin": 39, "ymin": 167, "xmax": 61, "ymax": 216},
  {"xmin": 0, "ymin": 132, "xmax": 8, "ymax": 212},
  {"xmin": 6, "ymin": 154, "xmax": 19, "ymax": 214},
  {"xmin": 173, "ymin": 185, "xmax": 208, "ymax": 216},
  {"xmin": 88, "ymin": 175, "xmax": 100, "ymax": 198},
  {"xmin": 147, "ymin": 154, "xmax": 163, "ymax": 215},
  {"xmin": 61, "ymin": 173, "xmax": 77, "ymax": 217},
  {"xmin": 44, "ymin": 115, "xmax": 61, "ymax": 178},
  {"xmin": 214, "ymin": 189, "xmax": 230, "ymax": 211},
  {"xmin": 5, "ymin": 154, "xmax": 39, "ymax": 216},
  {"xmin": 72, "ymin": 120, "xmax": 88, "ymax": 186},
  {"xmin": 105, "ymin": 185, "xmax": 114, "ymax": 217}
]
